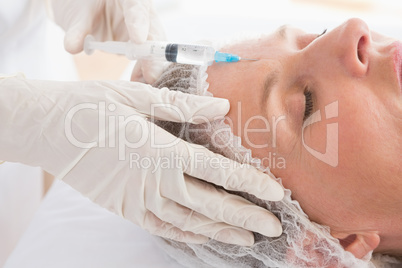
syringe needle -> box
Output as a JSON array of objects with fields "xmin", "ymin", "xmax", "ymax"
[{"xmin": 240, "ymin": 58, "xmax": 259, "ymax": 61}]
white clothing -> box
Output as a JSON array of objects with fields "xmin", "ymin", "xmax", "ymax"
[{"xmin": 0, "ymin": 0, "xmax": 77, "ymax": 265}]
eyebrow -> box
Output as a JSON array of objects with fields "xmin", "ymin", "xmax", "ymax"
[
  {"xmin": 260, "ymin": 25, "xmax": 288, "ymax": 112},
  {"xmin": 261, "ymin": 70, "xmax": 279, "ymax": 112}
]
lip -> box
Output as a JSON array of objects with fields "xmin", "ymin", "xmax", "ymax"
[{"xmin": 392, "ymin": 41, "xmax": 402, "ymax": 94}]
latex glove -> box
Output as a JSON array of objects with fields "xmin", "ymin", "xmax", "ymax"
[
  {"xmin": 0, "ymin": 75, "xmax": 284, "ymax": 246},
  {"xmin": 49, "ymin": 0, "xmax": 166, "ymax": 83}
]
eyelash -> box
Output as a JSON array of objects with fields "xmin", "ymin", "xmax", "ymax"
[
  {"xmin": 303, "ymin": 90, "xmax": 313, "ymax": 121},
  {"xmin": 317, "ymin": 29, "xmax": 327, "ymax": 38}
]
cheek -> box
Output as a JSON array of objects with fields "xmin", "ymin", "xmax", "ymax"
[
  {"xmin": 301, "ymin": 116, "xmax": 331, "ymax": 157},
  {"xmin": 336, "ymin": 91, "xmax": 386, "ymax": 173}
]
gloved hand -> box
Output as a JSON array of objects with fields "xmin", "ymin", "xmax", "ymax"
[
  {"xmin": 49, "ymin": 0, "xmax": 166, "ymax": 83},
  {"xmin": 0, "ymin": 74, "xmax": 284, "ymax": 246}
]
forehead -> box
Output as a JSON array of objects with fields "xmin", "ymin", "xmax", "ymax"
[{"xmin": 221, "ymin": 25, "xmax": 306, "ymax": 58}]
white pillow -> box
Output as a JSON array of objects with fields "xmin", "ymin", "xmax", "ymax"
[{"xmin": 5, "ymin": 180, "xmax": 183, "ymax": 268}]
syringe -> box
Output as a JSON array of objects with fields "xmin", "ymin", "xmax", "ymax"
[{"xmin": 84, "ymin": 35, "xmax": 257, "ymax": 66}]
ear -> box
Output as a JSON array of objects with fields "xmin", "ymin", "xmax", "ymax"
[{"xmin": 331, "ymin": 231, "xmax": 380, "ymax": 259}]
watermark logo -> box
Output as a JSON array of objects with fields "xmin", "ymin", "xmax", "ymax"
[
  {"xmin": 302, "ymin": 101, "xmax": 339, "ymax": 167},
  {"xmin": 63, "ymin": 100, "xmax": 338, "ymax": 170},
  {"xmin": 128, "ymin": 151, "xmax": 285, "ymax": 172}
]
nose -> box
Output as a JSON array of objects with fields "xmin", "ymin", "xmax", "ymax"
[{"xmin": 334, "ymin": 18, "xmax": 371, "ymax": 77}]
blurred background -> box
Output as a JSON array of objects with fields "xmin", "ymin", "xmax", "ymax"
[{"xmin": 73, "ymin": 0, "xmax": 402, "ymax": 81}]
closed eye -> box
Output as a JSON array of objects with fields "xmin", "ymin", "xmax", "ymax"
[{"xmin": 303, "ymin": 90, "xmax": 313, "ymax": 121}]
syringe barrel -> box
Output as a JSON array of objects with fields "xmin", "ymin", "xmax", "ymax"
[
  {"xmin": 166, "ymin": 44, "xmax": 215, "ymax": 65},
  {"xmin": 124, "ymin": 42, "xmax": 166, "ymax": 60},
  {"xmin": 125, "ymin": 42, "xmax": 216, "ymax": 65}
]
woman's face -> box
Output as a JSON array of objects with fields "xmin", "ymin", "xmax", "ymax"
[{"xmin": 207, "ymin": 19, "xmax": 402, "ymax": 239}]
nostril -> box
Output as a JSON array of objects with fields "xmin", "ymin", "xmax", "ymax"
[
  {"xmin": 357, "ymin": 36, "xmax": 367, "ymax": 64},
  {"xmin": 340, "ymin": 19, "xmax": 371, "ymax": 76}
]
